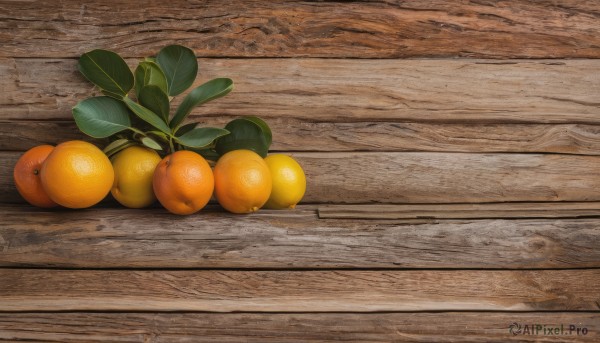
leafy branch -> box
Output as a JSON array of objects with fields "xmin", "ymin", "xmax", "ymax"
[{"xmin": 72, "ymin": 45, "xmax": 271, "ymax": 159}]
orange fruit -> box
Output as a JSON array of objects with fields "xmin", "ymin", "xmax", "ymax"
[
  {"xmin": 40, "ymin": 140, "xmax": 114, "ymax": 209},
  {"xmin": 13, "ymin": 145, "xmax": 58, "ymax": 208},
  {"xmin": 153, "ymin": 150, "xmax": 214, "ymax": 215},
  {"xmin": 213, "ymin": 149, "xmax": 272, "ymax": 214}
]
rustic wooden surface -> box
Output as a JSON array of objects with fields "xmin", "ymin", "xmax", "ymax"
[
  {"xmin": 2, "ymin": 269, "xmax": 600, "ymax": 311},
  {"xmin": 1, "ymin": 0, "xmax": 599, "ymax": 341},
  {"xmin": 2, "ymin": 204, "xmax": 600, "ymax": 269},
  {"xmin": 1, "ymin": 313, "xmax": 598, "ymax": 343},
  {"xmin": 3, "ymin": 0, "xmax": 600, "ymax": 58},
  {"xmin": 4, "ymin": 59, "xmax": 600, "ymax": 123},
  {"xmin": 5, "ymin": 120, "xmax": 600, "ymax": 155}
]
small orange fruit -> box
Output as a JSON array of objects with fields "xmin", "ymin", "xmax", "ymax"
[
  {"xmin": 40, "ymin": 140, "xmax": 114, "ymax": 209},
  {"xmin": 213, "ymin": 149, "xmax": 272, "ymax": 214},
  {"xmin": 13, "ymin": 145, "xmax": 58, "ymax": 208},
  {"xmin": 153, "ymin": 150, "xmax": 214, "ymax": 215}
]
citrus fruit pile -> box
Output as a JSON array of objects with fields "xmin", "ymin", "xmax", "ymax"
[
  {"xmin": 13, "ymin": 44, "xmax": 306, "ymax": 215},
  {"xmin": 15, "ymin": 142, "xmax": 305, "ymax": 215}
]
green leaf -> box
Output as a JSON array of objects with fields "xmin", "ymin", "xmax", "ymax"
[
  {"xmin": 191, "ymin": 148, "xmax": 221, "ymax": 161},
  {"xmin": 138, "ymin": 85, "xmax": 170, "ymax": 123},
  {"xmin": 134, "ymin": 61, "xmax": 168, "ymax": 98},
  {"xmin": 215, "ymin": 117, "xmax": 272, "ymax": 157},
  {"xmin": 170, "ymin": 78, "xmax": 234, "ymax": 129},
  {"xmin": 175, "ymin": 122, "xmax": 199, "ymax": 136},
  {"xmin": 103, "ymin": 138, "xmax": 131, "ymax": 154},
  {"xmin": 156, "ymin": 45, "xmax": 198, "ymax": 96},
  {"xmin": 175, "ymin": 127, "xmax": 230, "ymax": 149},
  {"xmin": 147, "ymin": 130, "xmax": 169, "ymax": 141},
  {"xmin": 72, "ymin": 96, "xmax": 132, "ymax": 138},
  {"xmin": 103, "ymin": 138, "xmax": 137, "ymax": 158},
  {"xmin": 140, "ymin": 136, "xmax": 163, "ymax": 150},
  {"xmin": 123, "ymin": 97, "xmax": 171, "ymax": 135},
  {"xmin": 78, "ymin": 49, "xmax": 134, "ymax": 98},
  {"xmin": 243, "ymin": 116, "xmax": 272, "ymax": 146}
]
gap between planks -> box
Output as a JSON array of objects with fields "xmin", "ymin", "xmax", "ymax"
[{"xmin": 318, "ymin": 202, "xmax": 600, "ymax": 219}]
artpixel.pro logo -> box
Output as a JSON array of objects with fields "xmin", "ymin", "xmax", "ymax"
[
  {"xmin": 508, "ymin": 323, "xmax": 589, "ymax": 336},
  {"xmin": 509, "ymin": 322, "xmax": 522, "ymax": 335}
]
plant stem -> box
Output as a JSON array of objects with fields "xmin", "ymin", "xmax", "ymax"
[
  {"xmin": 130, "ymin": 127, "xmax": 145, "ymax": 136},
  {"xmin": 168, "ymin": 136, "xmax": 175, "ymax": 154}
]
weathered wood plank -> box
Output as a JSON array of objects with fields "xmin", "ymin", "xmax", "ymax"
[
  {"xmin": 300, "ymin": 152, "xmax": 600, "ymax": 203},
  {"xmin": 318, "ymin": 202, "xmax": 600, "ymax": 219},
  {"xmin": 3, "ymin": 151, "xmax": 600, "ymax": 204},
  {"xmin": 2, "ymin": 205, "xmax": 600, "ymax": 269},
  {"xmin": 3, "ymin": 58, "xmax": 600, "ymax": 123},
  {"xmin": 1, "ymin": 269, "xmax": 599, "ymax": 311},
  {"xmin": 5, "ymin": 120, "xmax": 600, "ymax": 155},
  {"xmin": 1, "ymin": 312, "xmax": 598, "ymax": 342},
  {"xmin": 2, "ymin": 1, "xmax": 600, "ymax": 58}
]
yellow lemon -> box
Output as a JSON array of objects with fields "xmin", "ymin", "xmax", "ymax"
[
  {"xmin": 263, "ymin": 154, "xmax": 306, "ymax": 209},
  {"xmin": 111, "ymin": 145, "xmax": 162, "ymax": 208}
]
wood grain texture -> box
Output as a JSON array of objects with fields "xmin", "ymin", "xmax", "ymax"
[
  {"xmin": 1, "ymin": 312, "xmax": 598, "ymax": 342},
  {"xmin": 3, "ymin": 58, "xmax": 600, "ymax": 123},
  {"xmin": 2, "ymin": 0, "xmax": 600, "ymax": 58},
  {"xmin": 2, "ymin": 205, "xmax": 600, "ymax": 269},
  {"xmin": 318, "ymin": 202, "xmax": 600, "ymax": 219},
  {"xmin": 3, "ymin": 151, "xmax": 600, "ymax": 204},
  {"xmin": 2, "ymin": 269, "xmax": 600, "ymax": 312},
  {"xmin": 6, "ymin": 120, "xmax": 600, "ymax": 155}
]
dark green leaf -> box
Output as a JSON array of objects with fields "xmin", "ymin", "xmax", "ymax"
[
  {"xmin": 215, "ymin": 117, "xmax": 271, "ymax": 157},
  {"xmin": 170, "ymin": 78, "xmax": 234, "ymax": 129},
  {"xmin": 175, "ymin": 127, "xmax": 230, "ymax": 149},
  {"xmin": 175, "ymin": 122, "xmax": 199, "ymax": 136},
  {"xmin": 72, "ymin": 96, "xmax": 132, "ymax": 138},
  {"xmin": 138, "ymin": 85, "xmax": 170, "ymax": 123},
  {"xmin": 101, "ymin": 89, "xmax": 127, "ymax": 100},
  {"xmin": 123, "ymin": 97, "xmax": 171, "ymax": 135},
  {"xmin": 156, "ymin": 45, "xmax": 198, "ymax": 96},
  {"xmin": 134, "ymin": 61, "xmax": 168, "ymax": 97},
  {"xmin": 191, "ymin": 148, "xmax": 221, "ymax": 161},
  {"xmin": 140, "ymin": 136, "xmax": 163, "ymax": 150},
  {"xmin": 78, "ymin": 49, "xmax": 134, "ymax": 98},
  {"xmin": 243, "ymin": 116, "xmax": 272, "ymax": 146}
]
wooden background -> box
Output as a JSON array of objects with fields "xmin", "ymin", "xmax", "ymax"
[{"xmin": 1, "ymin": 0, "xmax": 600, "ymax": 341}]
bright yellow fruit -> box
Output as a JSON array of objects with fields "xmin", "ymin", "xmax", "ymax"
[
  {"xmin": 263, "ymin": 154, "xmax": 306, "ymax": 209},
  {"xmin": 111, "ymin": 146, "xmax": 162, "ymax": 208},
  {"xmin": 40, "ymin": 140, "xmax": 114, "ymax": 209},
  {"xmin": 214, "ymin": 149, "xmax": 272, "ymax": 214}
]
